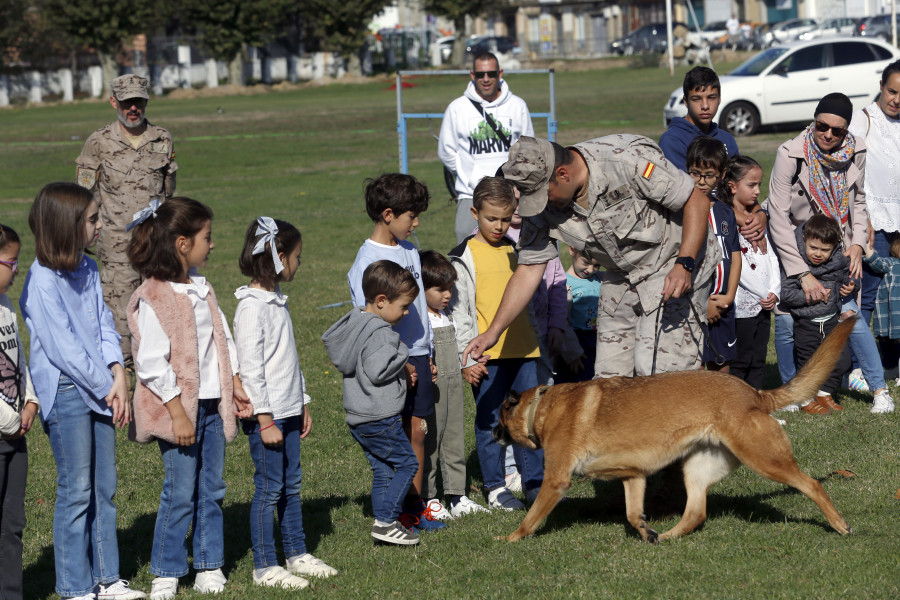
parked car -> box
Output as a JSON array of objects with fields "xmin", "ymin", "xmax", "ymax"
[
  {"xmin": 465, "ymin": 35, "xmax": 521, "ymax": 57},
  {"xmin": 798, "ymin": 17, "xmax": 858, "ymax": 40},
  {"xmin": 854, "ymin": 13, "xmax": 900, "ymax": 41},
  {"xmin": 760, "ymin": 18, "xmax": 819, "ymax": 46},
  {"xmin": 698, "ymin": 21, "xmax": 729, "ymax": 44},
  {"xmin": 662, "ymin": 37, "xmax": 900, "ymax": 135},
  {"xmin": 609, "ymin": 22, "xmax": 689, "ymax": 55}
]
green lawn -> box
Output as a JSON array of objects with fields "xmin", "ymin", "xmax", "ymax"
[{"xmin": 1, "ymin": 62, "xmax": 898, "ymax": 600}]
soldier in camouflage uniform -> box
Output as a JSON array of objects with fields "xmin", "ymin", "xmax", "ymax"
[
  {"xmin": 463, "ymin": 135, "xmax": 721, "ymax": 377},
  {"xmin": 76, "ymin": 74, "xmax": 177, "ymax": 367}
]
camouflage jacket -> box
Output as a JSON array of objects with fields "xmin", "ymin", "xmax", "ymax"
[
  {"xmin": 517, "ymin": 134, "xmax": 720, "ymax": 316},
  {"xmin": 76, "ymin": 121, "xmax": 177, "ymax": 264}
]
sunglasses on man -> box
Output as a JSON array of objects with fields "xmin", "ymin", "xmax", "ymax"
[{"xmin": 472, "ymin": 70, "xmax": 499, "ymax": 79}]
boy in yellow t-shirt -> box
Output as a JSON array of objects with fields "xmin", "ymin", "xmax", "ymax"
[{"xmin": 447, "ymin": 176, "xmax": 543, "ymax": 512}]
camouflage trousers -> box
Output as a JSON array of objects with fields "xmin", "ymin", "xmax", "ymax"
[
  {"xmin": 594, "ymin": 275, "xmax": 712, "ymax": 378},
  {"xmin": 100, "ymin": 260, "xmax": 141, "ymax": 367}
]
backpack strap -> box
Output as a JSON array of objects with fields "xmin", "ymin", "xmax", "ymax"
[{"xmin": 468, "ymin": 98, "xmax": 512, "ymax": 150}]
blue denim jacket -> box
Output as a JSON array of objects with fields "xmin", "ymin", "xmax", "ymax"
[{"xmin": 20, "ymin": 255, "xmax": 123, "ymax": 419}]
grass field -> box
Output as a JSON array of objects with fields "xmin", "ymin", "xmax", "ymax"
[{"xmin": 1, "ymin": 62, "xmax": 898, "ymax": 600}]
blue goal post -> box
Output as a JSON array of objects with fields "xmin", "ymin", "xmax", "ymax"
[{"xmin": 395, "ymin": 69, "xmax": 557, "ymax": 174}]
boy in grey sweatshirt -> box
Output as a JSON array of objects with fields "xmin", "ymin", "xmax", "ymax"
[{"xmin": 322, "ymin": 260, "xmax": 421, "ymax": 545}]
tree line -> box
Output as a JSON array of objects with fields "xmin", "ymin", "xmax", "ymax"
[{"xmin": 0, "ymin": 0, "xmax": 499, "ymax": 89}]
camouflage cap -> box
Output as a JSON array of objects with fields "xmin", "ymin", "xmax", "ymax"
[
  {"xmin": 110, "ymin": 74, "xmax": 149, "ymax": 101},
  {"xmin": 500, "ymin": 136, "xmax": 555, "ymax": 217}
]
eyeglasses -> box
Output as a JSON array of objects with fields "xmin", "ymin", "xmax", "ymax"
[
  {"xmin": 688, "ymin": 170, "xmax": 720, "ymax": 182},
  {"xmin": 473, "ymin": 70, "xmax": 499, "ymax": 79},
  {"xmin": 0, "ymin": 259, "xmax": 17, "ymax": 271},
  {"xmin": 814, "ymin": 121, "xmax": 848, "ymax": 137}
]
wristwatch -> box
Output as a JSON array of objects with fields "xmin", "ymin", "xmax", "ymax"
[{"xmin": 674, "ymin": 256, "xmax": 695, "ymax": 272}]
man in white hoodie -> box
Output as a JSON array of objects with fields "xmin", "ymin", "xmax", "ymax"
[{"xmin": 439, "ymin": 52, "xmax": 534, "ymax": 243}]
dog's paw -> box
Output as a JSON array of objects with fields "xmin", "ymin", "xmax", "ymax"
[
  {"xmin": 493, "ymin": 534, "xmax": 514, "ymax": 542},
  {"xmin": 646, "ymin": 529, "xmax": 659, "ymax": 544}
]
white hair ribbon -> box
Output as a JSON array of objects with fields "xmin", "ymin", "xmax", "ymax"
[
  {"xmin": 126, "ymin": 198, "xmax": 161, "ymax": 232},
  {"xmin": 252, "ymin": 216, "xmax": 284, "ymax": 274}
]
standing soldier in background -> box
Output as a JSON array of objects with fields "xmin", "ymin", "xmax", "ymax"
[{"xmin": 76, "ymin": 74, "xmax": 177, "ymax": 368}]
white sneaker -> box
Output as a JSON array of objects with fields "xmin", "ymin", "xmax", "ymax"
[
  {"xmin": 149, "ymin": 578, "xmax": 177, "ymax": 600},
  {"xmin": 449, "ymin": 495, "xmax": 489, "ymax": 518},
  {"xmin": 781, "ymin": 403, "xmax": 800, "ymax": 412},
  {"xmin": 193, "ymin": 569, "xmax": 226, "ymax": 594},
  {"xmin": 68, "ymin": 594, "xmax": 96, "ymax": 600},
  {"xmin": 849, "ymin": 368, "xmax": 870, "ymax": 392},
  {"xmin": 504, "ymin": 471, "xmax": 523, "ymax": 493},
  {"xmin": 487, "ymin": 487, "xmax": 525, "ymax": 511},
  {"xmin": 98, "ymin": 580, "xmax": 146, "ymax": 600},
  {"xmin": 286, "ymin": 553, "xmax": 338, "ymax": 578},
  {"xmin": 871, "ymin": 390, "xmax": 895, "ymax": 414},
  {"xmin": 253, "ymin": 566, "xmax": 309, "ymax": 590},
  {"xmin": 774, "ymin": 417, "xmax": 787, "ymax": 426},
  {"xmin": 423, "ymin": 498, "xmax": 453, "ymax": 520}
]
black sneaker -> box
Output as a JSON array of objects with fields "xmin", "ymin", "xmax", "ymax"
[{"xmin": 371, "ymin": 521, "xmax": 419, "ymax": 545}]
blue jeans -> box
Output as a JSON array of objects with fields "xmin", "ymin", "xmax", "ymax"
[
  {"xmin": 244, "ymin": 415, "xmax": 306, "ymax": 569},
  {"xmin": 472, "ymin": 359, "xmax": 544, "ymax": 492},
  {"xmin": 774, "ymin": 313, "xmax": 796, "ymax": 384},
  {"xmin": 44, "ymin": 376, "xmax": 120, "ymax": 597},
  {"xmin": 843, "ymin": 299, "xmax": 887, "ymax": 390},
  {"xmin": 348, "ymin": 415, "xmax": 418, "ymax": 524},
  {"xmin": 151, "ymin": 397, "xmax": 226, "ymax": 577}
]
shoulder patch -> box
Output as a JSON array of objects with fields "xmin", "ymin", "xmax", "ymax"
[
  {"xmin": 641, "ymin": 162, "xmax": 656, "ymax": 180},
  {"xmin": 76, "ymin": 166, "xmax": 97, "ymax": 189}
]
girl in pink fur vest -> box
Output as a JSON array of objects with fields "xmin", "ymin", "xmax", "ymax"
[{"xmin": 125, "ymin": 197, "xmax": 251, "ymax": 600}]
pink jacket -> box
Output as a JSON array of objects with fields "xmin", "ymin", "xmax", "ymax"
[
  {"xmin": 767, "ymin": 132, "xmax": 868, "ymax": 277},
  {"xmin": 127, "ymin": 278, "xmax": 237, "ymax": 444}
]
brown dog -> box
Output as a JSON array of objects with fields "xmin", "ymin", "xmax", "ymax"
[{"xmin": 493, "ymin": 318, "xmax": 855, "ymax": 543}]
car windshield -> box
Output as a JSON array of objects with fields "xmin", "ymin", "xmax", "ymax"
[{"xmin": 729, "ymin": 47, "xmax": 789, "ymax": 76}]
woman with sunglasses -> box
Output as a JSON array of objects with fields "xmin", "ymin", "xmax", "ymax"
[{"xmin": 768, "ymin": 92, "xmax": 894, "ymax": 414}]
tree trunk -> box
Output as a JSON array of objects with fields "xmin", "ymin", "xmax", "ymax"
[
  {"xmin": 345, "ymin": 53, "xmax": 361, "ymax": 77},
  {"xmin": 227, "ymin": 53, "xmax": 244, "ymax": 86},
  {"xmin": 97, "ymin": 50, "xmax": 119, "ymax": 94},
  {"xmin": 451, "ymin": 18, "xmax": 468, "ymax": 68}
]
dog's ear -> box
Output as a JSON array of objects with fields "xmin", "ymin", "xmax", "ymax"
[{"xmin": 505, "ymin": 390, "xmax": 521, "ymax": 407}]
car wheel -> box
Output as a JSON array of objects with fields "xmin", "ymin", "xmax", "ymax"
[{"xmin": 721, "ymin": 101, "xmax": 759, "ymax": 136}]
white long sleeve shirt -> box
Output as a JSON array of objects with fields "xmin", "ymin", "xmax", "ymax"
[
  {"xmin": 232, "ymin": 286, "xmax": 309, "ymax": 420},
  {"xmin": 735, "ymin": 233, "xmax": 782, "ymax": 319},
  {"xmin": 135, "ymin": 276, "xmax": 238, "ymax": 402}
]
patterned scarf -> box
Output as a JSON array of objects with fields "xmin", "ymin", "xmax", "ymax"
[{"xmin": 803, "ymin": 124, "xmax": 855, "ymax": 225}]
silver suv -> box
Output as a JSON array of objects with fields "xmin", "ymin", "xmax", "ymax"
[{"xmin": 855, "ymin": 14, "xmax": 900, "ymax": 41}]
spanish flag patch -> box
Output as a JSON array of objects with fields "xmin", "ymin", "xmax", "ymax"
[{"xmin": 642, "ymin": 162, "xmax": 655, "ymax": 179}]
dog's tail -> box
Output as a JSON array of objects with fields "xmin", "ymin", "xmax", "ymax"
[{"xmin": 756, "ymin": 317, "xmax": 854, "ymax": 413}]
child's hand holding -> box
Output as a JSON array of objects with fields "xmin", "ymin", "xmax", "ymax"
[
  {"xmin": 430, "ymin": 358, "xmax": 438, "ymax": 383},
  {"xmin": 172, "ymin": 414, "xmax": 195, "ymax": 446},
  {"xmin": 759, "ymin": 292, "xmax": 777, "ymax": 311},
  {"xmin": 865, "ymin": 237, "xmax": 875, "ymax": 258},
  {"xmin": 839, "ymin": 281, "xmax": 856, "ymax": 298},
  {"xmin": 462, "ymin": 363, "xmax": 487, "ymax": 385},
  {"xmin": 405, "ymin": 362, "xmax": 418, "ymax": 388},
  {"xmin": 706, "ymin": 298, "xmax": 719, "ymax": 323},
  {"xmin": 106, "ymin": 363, "xmax": 131, "ymax": 428},
  {"xmin": 16, "ymin": 402, "xmax": 38, "ymax": 438},
  {"xmin": 232, "ymin": 375, "xmax": 253, "ymax": 418}
]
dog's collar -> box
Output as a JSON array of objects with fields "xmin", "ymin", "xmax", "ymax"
[{"xmin": 525, "ymin": 385, "xmax": 550, "ymax": 445}]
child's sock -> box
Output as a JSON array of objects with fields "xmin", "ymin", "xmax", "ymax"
[
  {"xmin": 448, "ymin": 495, "xmax": 463, "ymax": 507},
  {"xmin": 374, "ymin": 519, "xmax": 393, "ymax": 528}
]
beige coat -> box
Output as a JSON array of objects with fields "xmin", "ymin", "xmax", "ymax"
[{"xmin": 767, "ymin": 132, "xmax": 868, "ymax": 278}]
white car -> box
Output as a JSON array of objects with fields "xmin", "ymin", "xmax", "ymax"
[
  {"xmin": 662, "ymin": 37, "xmax": 900, "ymax": 135},
  {"xmin": 798, "ymin": 17, "xmax": 858, "ymax": 40}
]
